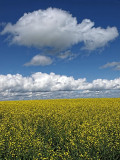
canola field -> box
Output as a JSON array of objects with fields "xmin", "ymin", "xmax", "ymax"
[{"xmin": 0, "ymin": 98, "xmax": 120, "ymax": 160}]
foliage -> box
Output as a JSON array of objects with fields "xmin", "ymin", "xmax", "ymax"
[{"xmin": 0, "ymin": 98, "xmax": 120, "ymax": 159}]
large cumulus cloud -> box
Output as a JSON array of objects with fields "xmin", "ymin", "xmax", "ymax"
[
  {"xmin": 0, "ymin": 72, "xmax": 120, "ymax": 100},
  {"xmin": 1, "ymin": 8, "xmax": 119, "ymax": 52}
]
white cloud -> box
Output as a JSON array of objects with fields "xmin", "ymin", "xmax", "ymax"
[
  {"xmin": 58, "ymin": 50, "xmax": 77, "ymax": 60},
  {"xmin": 1, "ymin": 8, "xmax": 119, "ymax": 52},
  {"xmin": 24, "ymin": 55, "xmax": 53, "ymax": 66},
  {"xmin": 58, "ymin": 50, "xmax": 72, "ymax": 59},
  {"xmin": 0, "ymin": 72, "xmax": 120, "ymax": 100},
  {"xmin": 100, "ymin": 62, "xmax": 120, "ymax": 70},
  {"xmin": 82, "ymin": 26, "xmax": 119, "ymax": 50}
]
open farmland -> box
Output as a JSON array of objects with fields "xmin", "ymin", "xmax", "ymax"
[{"xmin": 0, "ymin": 98, "xmax": 120, "ymax": 159}]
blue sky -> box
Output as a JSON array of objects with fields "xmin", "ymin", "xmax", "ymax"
[{"xmin": 0, "ymin": 0, "xmax": 120, "ymax": 100}]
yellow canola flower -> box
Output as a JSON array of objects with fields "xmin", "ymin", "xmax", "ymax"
[{"xmin": 0, "ymin": 98, "xmax": 120, "ymax": 159}]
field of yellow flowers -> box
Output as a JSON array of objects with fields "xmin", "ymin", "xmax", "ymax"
[{"xmin": 0, "ymin": 98, "xmax": 120, "ymax": 159}]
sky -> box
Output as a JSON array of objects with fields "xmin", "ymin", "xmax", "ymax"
[{"xmin": 0, "ymin": 0, "xmax": 120, "ymax": 100}]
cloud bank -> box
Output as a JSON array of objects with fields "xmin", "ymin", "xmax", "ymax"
[
  {"xmin": 1, "ymin": 8, "xmax": 119, "ymax": 52},
  {"xmin": 0, "ymin": 72, "xmax": 120, "ymax": 100},
  {"xmin": 101, "ymin": 62, "xmax": 120, "ymax": 70}
]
